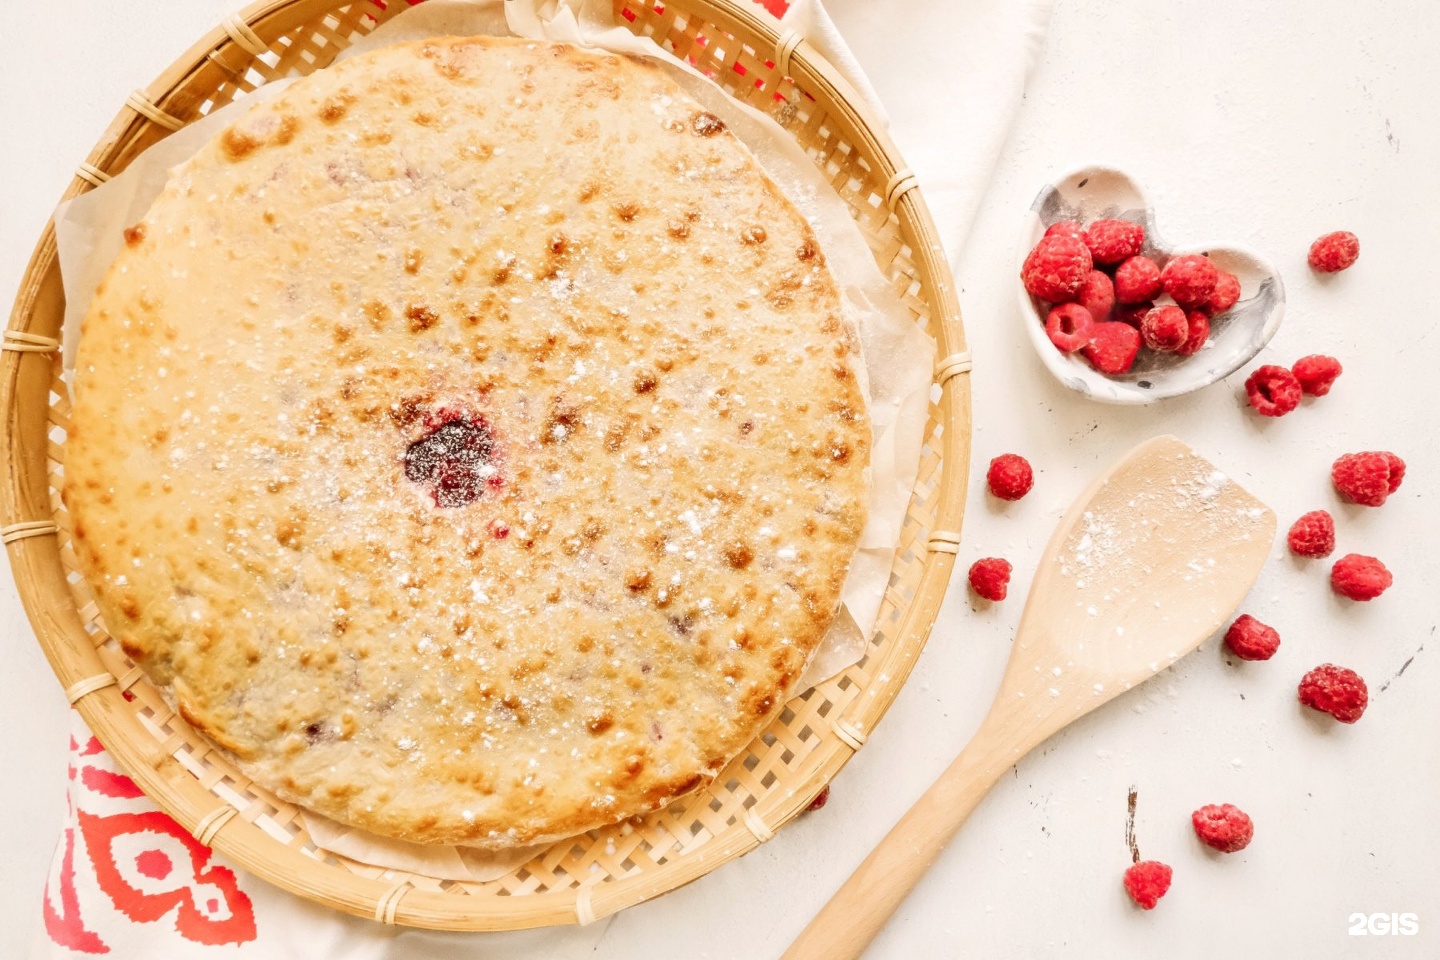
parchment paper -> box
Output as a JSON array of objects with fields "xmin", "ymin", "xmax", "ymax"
[{"xmin": 52, "ymin": 0, "xmax": 933, "ymax": 878}]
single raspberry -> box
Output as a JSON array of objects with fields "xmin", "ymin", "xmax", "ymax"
[
  {"xmin": 1077, "ymin": 270, "xmax": 1115, "ymax": 323},
  {"xmin": 1298, "ymin": 663, "xmax": 1369, "ymax": 722},
  {"xmin": 1331, "ymin": 451, "xmax": 1405, "ymax": 506},
  {"xmin": 1331, "ymin": 553, "xmax": 1392, "ymax": 601},
  {"xmin": 1191, "ymin": 803, "xmax": 1254, "ymax": 853},
  {"xmin": 1140, "ymin": 305, "xmax": 1188, "ymax": 352},
  {"xmin": 1224, "ymin": 614, "xmax": 1280, "ymax": 661},
  {"xmin": 1044, "ymin": 221, "xmax": 1085, "ymax": 241},
  {"xmin": 1286, "ymin": 510, "xmax": 1336, "ymax": 558},
  {"xmin": 805, "ymin": 785, "xmax": 830, "ymax": 813},
  {"xmin": 1082, "ymin": 321, "xmax": 1142, "ymax": 375},
  {"xmin": 1244, "ymin": 365, "xmax": 1302, "ymax": 417},
  {"xmin": 1176, "ymin": 310, "xmax": 1211, "ymax": 357},
  {"xmin": 1206, "ymin": 271, "xmax": 1241, "ymax": 315},
  {"xmin": 1292, "ymin": 355, "xmax": 1342, "ymax": 397},
  {"xmin": 1308, "ymin": 231, "xmax": 1359, "ymax": 273},
  {"xmin": 1046, "ymin": 303, "xmax": 1096, "ymax": 354},
  {"xmin": 1083, "ymin": 218, "xmax": 1145, "ymax": 265},
  {"xmin": 1022, "ymin": 235, "xmax": 1093, "ymax": 303},
  {"xmin": 986, "ymin": 453, "xmax": 1034, "ymax": 501},
  {"xmin": 1123, "ymin": 861, "xmax": 1173, "ymax": 910},
  {"xmin": 1114, "ymin": 255, "xmax": 1163, "ymax": 303},
  {"xmin": 968, "ymin": 557, "xmax": 1012, "ymax": 602},
  {"xmin": 1161, "ymin": 254, "xmax": 1220, "ymax": 309},
  {"xmin": 1114, "ymin": 301, "xmax": 1152, "ymax": 328}
]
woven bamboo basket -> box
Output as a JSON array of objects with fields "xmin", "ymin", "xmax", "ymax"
[{"xmin": 2, "ymin": 0, "xmax": 971, "ymax": 931}]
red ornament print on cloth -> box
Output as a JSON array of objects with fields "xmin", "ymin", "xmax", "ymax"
[
  {"xmin": 78, "ymin": 810, "xmax": 256, "ymax": 946},
  {"xmin": 43, "ymin": 728, "xmax": 258, "ymax": 952},
  {"xmin": 43, "ymin": 822, "xmax": 108, "ymax": 955}
]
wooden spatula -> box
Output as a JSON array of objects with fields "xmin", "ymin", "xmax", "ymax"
[{"xmin": 782, "ymin": 435, "xmax": 1275, "ymax": 960}]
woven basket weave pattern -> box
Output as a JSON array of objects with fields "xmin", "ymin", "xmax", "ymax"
[{"xmin": 2, "ymin": 0, "xmax": 971, "ymax": 930}]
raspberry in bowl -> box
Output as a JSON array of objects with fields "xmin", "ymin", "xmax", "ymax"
[{"xmin": 1020, "ymin": 166, "xmax": 1286, "ymax": 404}]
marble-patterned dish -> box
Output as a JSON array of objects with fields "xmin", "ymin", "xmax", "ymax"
[{"xmin": 1019, "ymin": 165, "xmax": 1285, "ymax": 404}]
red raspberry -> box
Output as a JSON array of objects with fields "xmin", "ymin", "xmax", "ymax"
[
  {"xmin": 1046, "ymin": 303, "xmax": 1096, "ymax": 354},
  {"xmin": 1077, "ymin": 270, "xmax": 1115, "ymax": 323},
  {"xmin": 1022, "ymin": 235, "xmax": 1093, "ymax": 303},
  {"xmin": 1044, "ymin": 221, "xmax": 1085, "ymax": 241},
  {"xmin": 1191, "ymin": 804, "xmax": 1254, "ymax": 853},
  {"xmin": 1298, "ymin": 663, "xmax": 1368, "ymax": 722},
  {"xmin": 1176, "ymin": 310, "xmax": 1211, "ymax": 357},
  {"xmin": 1140, "ymin": 305, "xmax": 1188, "ymax": 352},
  {"xmin": 1244, "ymin": 365, "xmax": 1302, "ymax": 417},
  {"xmin": 1291, "ymin": 354, "xmax": 1342, "ymax": 396},
  {"xmin": 1206, "ymin": 270, "xmax": 1241, "ymax": 314},
  {"xmin": 968, "ymin": 557, "xmax": 1012, "ymax": 602},
  {"xmin": 1114, "ymin": 255, "xmax": 1163, "ymax": 303},
  {"xmin": 1331, "ymin": 553, "xmax": 1392, "ymax": 601},
  {"xmin": 1161, "ymin": 254, "xmax": 1219, "ymax": 309},
  {"xmin": 1331, "ymin": 451, "xmax": 1405, "ymax": 506},
  {"xmin": 1286, "ymin": 510, "xmax": 1336, "ymax": 558},
  {"xmin": 805, "ymin": 785, "xmax": 830, "ymax": 813},
  {"xmin": 1308, "ymin": 231, "xmax": 1359, "ymax": 273},
  {"xmin": 1224, "ymin": 614, "xmax": 1280, "ymax": 661},
  {"xmin": 1083, "ymin": 218, "xmax": 1145, "ymax": 265},
  {"xmin": 1082, "ymin": 321, "xmax": 1142, "ymax": 375},
  {"xmin": 1122, "ymin": 861, "xmax": 1173, "ymax": 910},
  {"xmin": 986, "ymin": 453, "xmax": 1034, "ymax": 501},
  {"xmin": 1114, "ymin": 300, "xmax": 1152, "ymax": 328}
]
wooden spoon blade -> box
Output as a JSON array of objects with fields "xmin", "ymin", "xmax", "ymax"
[{"xmin": 1007, "ymin": 434, "xmax": 1276, "ymax": 703}]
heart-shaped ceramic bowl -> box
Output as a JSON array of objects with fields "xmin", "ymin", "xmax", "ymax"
[{"xmin": 1019, "ymin": 165, "xmax": 1285, "ymax": 404}]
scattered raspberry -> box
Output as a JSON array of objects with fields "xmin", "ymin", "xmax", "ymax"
[
  {"xmin": 805, "ymin": 785, "xmax": 830, "ymax": 813},
  {"xmin": 1331, "ymin": 553, "xmax": 1392, "ymax": 601},
  {"xmin": 968, "ymin": 557, "xmax": 1012, "ymax": 602},
  {"xmin": 1191, "ymin": 804, "xmax": 1254, "ymax": 853},
  {"xmin": 1286, "ymin": 510, "xmax": 1336, "ymax": 558},
  {"xmin": 1077, "ymin": 270, "xmax": 1115, "ymax": 323},
  {"xmin": 1114, "ymin": 255, "xmax": 1163, "ymax": 303},
  {"xmin": 1123, "ymin": 861, "xmax": 1173, "ymax": 910},
  {"xmin": 1224, "ymin": 614, "xmax": 1281, "ymax": 661},
  {"xmin": 1308, "ymin": 231, "xmax": 1359, "ymax": 273},
  {"xmin": 1331, "ymin": 451, "xmax": 1405, "ymax": 506},
  {"xmin": 1291, "ymin": 355, "xmax": 1342, "ymax": 397},
  {"xmin": 1114, "ymin": 301, "xmax": 1153, "ymax": 328},
  {"xmin": 1298, "ymin": 663, "xmax": 1369, "ymax": 723},
  {"xmin": 1176, "ymin": 309, "xmax": 1211, "ymax": 357},
  {"xmin": 1044, "ymin": 221, "xmax": 1085, "ymax": 241},
  {"xmin": 1244, "ymin": 365, "xmax": 1302, "ymax": 417},
  {"xmin": 1082, "ymin": 321, "xmax": 1142, "ymax": 375},
  {"xmin": 987, "ymin": 453, "xmax": 1035, "ymax": 501},
  {"xmin": 1160, "ymin": 254, "xmax": 1220, "ymax": 309},
  {"xmin": 1206, "ymin": 270, "xmax": 1241, "ymax": 314},
  {"xmin": 1022, "ymin": 235, "xmax": 1093, "ymax": 303},
  {"xmin": 1140, "ymin": 305, "xmax": 1188, "ymax": 352},
  {"xmin": 1083, "ymin": 218, "xmax": 1146, "ymax": 265},
  {"xmin": 1046, "ymin": 303, "xmax": 1096, "ymax": 354}
]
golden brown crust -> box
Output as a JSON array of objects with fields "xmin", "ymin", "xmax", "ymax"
[{"xmin": 66, "ymin": 37, "xmax": 868, "ymax": 847}]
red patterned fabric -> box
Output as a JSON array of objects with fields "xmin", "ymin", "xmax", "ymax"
[{"xmin": 40, "ymin": 728, "xmax": 257, "ymax": 957}]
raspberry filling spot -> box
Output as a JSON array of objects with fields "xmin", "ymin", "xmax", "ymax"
[{"xmin": 403, "ymin": 417, "xmax": 499, "ymax": 508}]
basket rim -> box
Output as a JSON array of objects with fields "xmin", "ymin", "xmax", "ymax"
[{"xmin": 1, "ymin": 0, "xmax": 972, "ymax": 931}]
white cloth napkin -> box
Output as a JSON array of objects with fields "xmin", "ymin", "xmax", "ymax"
[
  {"xmin": 32, "ymin": 1, "xmax": 1049, "ymax": 957},
  {"xmin": 793, "ymin": 0, "xmax": 1054, "ymax": 260}
]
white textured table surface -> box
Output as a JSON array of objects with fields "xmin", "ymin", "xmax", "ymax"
[{"xmin": 3, "ymin": 1, "xmax": 1439, "ymax": 957}]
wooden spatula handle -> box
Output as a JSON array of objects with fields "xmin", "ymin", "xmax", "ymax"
[{"xmin": 781, "ymin": 710, "xmax": 1021, "ymax": 960}]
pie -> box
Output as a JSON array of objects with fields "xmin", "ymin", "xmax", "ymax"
[{"xmin": 65, "ymin": 36, "xmax": 869, "ymax": 847}]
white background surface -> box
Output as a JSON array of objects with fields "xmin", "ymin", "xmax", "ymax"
[{"xmin": 3, "ymin": 1, "xmax": 1439, "ymax": 958}]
